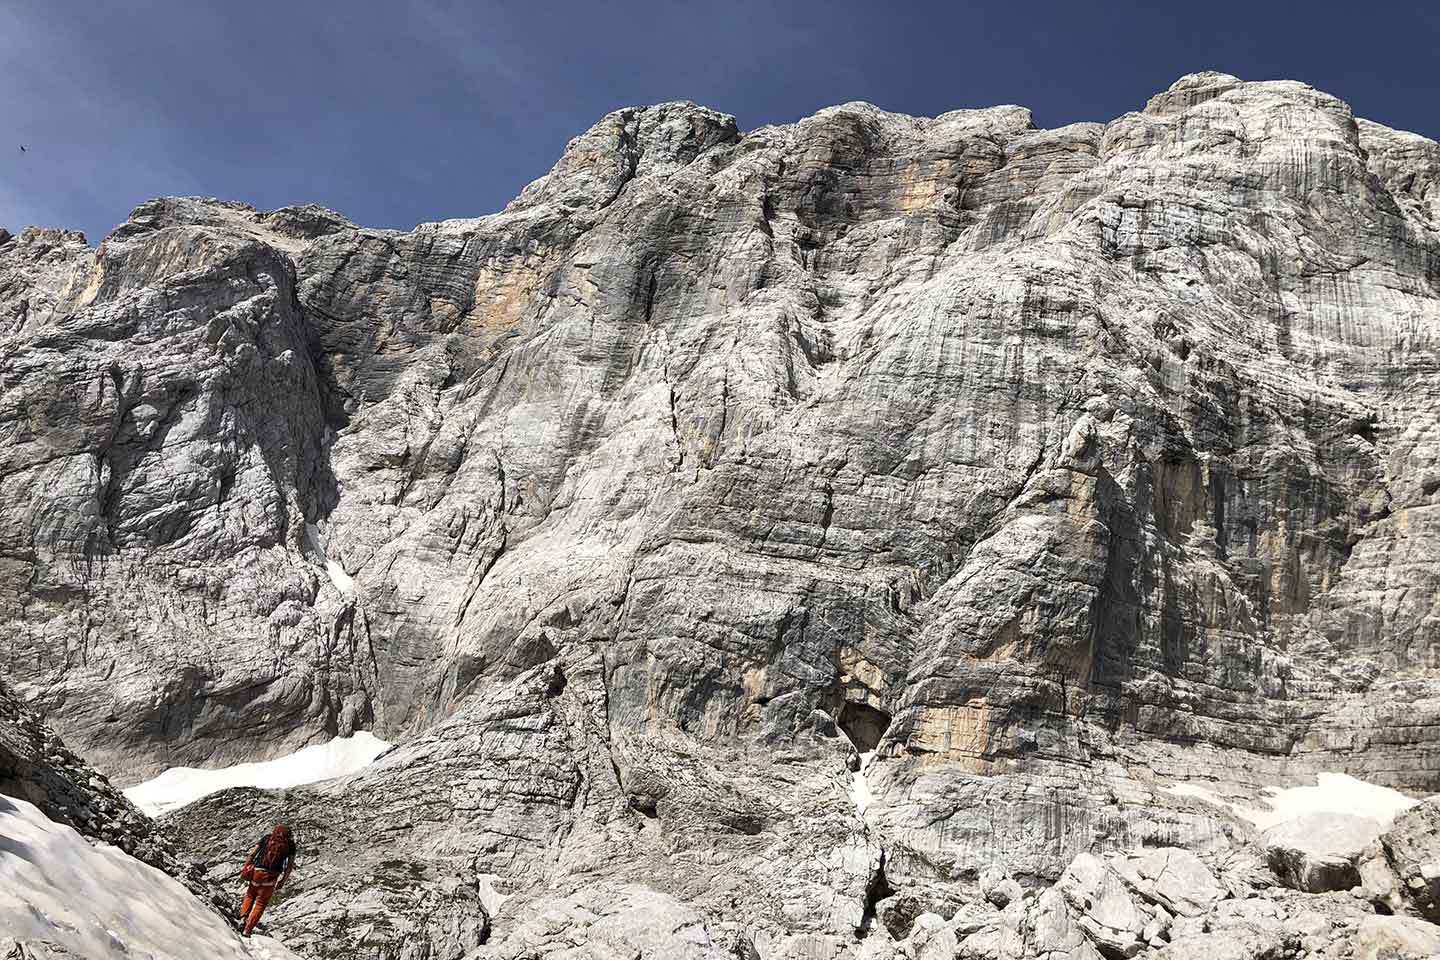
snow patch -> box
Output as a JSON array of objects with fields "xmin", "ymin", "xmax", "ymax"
[
  {"xmin": 476, "ymin": 873, "xmax": 511, "ymax": 916},
  {"xmin": 125, "ymin": 732, "xmax": 391, "ymax": 816},
  {"xmin": 1165, "ymin": 772, "xmax": 1428, "ymax": 830},
  {"xmin": 304, "ymin": 522, "xmax": 355, "ymax": 595},
  {"xmin": 850, "ymin": 751, "xmax": 876, "ymax": 815},
  {"xmin": 0, "ymin": 793, "xmax": 301, "ymax": 959},
  {"xmin": 324, "ymin": 556, "xmax": 356, "ymax": 594}
]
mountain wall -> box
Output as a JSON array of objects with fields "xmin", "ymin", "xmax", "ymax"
[{"xmin": 3, "ymin": 71, "xmax": 1440, "ymax": 957}]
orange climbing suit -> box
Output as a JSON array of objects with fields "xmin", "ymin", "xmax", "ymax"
[{"xmin": 239, "ymin": 867, "xmax": 280, "ymax": 935}]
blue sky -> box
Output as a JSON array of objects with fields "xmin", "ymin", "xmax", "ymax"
[{"xmin": 3, "ymin": 0, "xmax": 1438, "ymax": 243}]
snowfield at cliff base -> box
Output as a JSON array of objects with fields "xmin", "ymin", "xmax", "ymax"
[
  {"xmin": 124, "ymin": 731, "xmax": 391, "ymax": 816},
  {"xmin": 1167, "ymin": 772, "xmax": 1430, "ymax": 830},
  {"xmin": 0, "ymin": 793, "xmax": 299, "ymax": 959}
]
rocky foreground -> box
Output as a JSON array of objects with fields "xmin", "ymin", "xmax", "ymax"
[{"xmin": 3, "ymin": 70, "xmax": 1440, "ymax": 957}]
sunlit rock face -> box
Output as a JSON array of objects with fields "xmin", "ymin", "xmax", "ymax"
[{"xmin": 3, "ymin": 71, "xmax": 1440, "ymax": 954}]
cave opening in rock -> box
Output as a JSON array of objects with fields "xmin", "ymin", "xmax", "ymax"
[{"xmin": 838, "ymin": 700, "xmax": 891, "ymax": 754}]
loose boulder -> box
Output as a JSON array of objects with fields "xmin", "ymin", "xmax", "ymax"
[
  {"xmin": 1026, "ymin": 888, "xmax": 1105, "ymax": 960},
  {"xmin": 1261, "ymin": 813, "xmax": 1381, "ymax": 892},
  {"xmin": 1381, "ymin": 797, "xmax": 1440, "ymax": 922},
  {"xmin": 979, "ymin": 865, "xmax": 1024, "ymax": 909},
  {"xmin": 1350, "ymin": 915, "xmax": 1440, "ymax": 960},
  {"xmin": 1115, "ymin": 848, "xmax": 1226, "ymax": 918},
  {"xmin": 902, "ymin": 912, "xmax": 959, "ymax": 960},
  {"xmin": 1057, "ymin": 853, "xmax": 1149, "ymax": 958}
]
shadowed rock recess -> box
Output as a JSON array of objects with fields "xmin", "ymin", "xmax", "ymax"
[{"xmin": 3, "ymin": 71, "xmax": 1440, "ymax": 957}]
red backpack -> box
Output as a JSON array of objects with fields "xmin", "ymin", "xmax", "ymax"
[{"xmin": 241, "ymin": 829, "xmax": 294, "ymax": 881}]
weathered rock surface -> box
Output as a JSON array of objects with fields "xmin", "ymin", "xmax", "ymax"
[
  {"xmin": 0, "ymin": 939, "xmax": 84, "ymax": 960},
  {"xmin": 1113, "ymin": 848, "xmax": 1225, "ymax": 918},
  {"xmin": 1261, "ymin": 813, "xmax": 1382, "ymax": 893},
  {"xmin": 465, "ymin": 884, "xmax": 728, "ymax": 960},
  {"xmin": 3, "ymin": 70, "xmax": 1440, "ymax": 957},
  {"xmin": 1350, "ymin": 915, "xmax": 1440, "ymax": 960},
  {"xmin": 981, "ymin": 865, "xmax": 1025, "ymax": 909},
  {"xmin": 1382, "ymin": 798, "xmax": 1440, "ymax": 922},
  {"xmin": 1057, "ymin": 853, "xmax": 1149, "ymax": 956}
]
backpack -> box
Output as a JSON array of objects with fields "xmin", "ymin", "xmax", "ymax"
[{"xmin": 248, "ymin": 832, "xmax": 294, "ymax": 873}]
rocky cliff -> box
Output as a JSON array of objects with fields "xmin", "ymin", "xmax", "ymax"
[{"xmin": 3, "ymin": 71, "xmax": 1440, "ymax": 958}]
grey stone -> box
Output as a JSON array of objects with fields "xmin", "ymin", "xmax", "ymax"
[
  {"xmin": 1114, "ymin": 848, "xmax": 1225, "ymax": 917},
  {"xmin": 901, "ymin": 913, "xmax": 959, "ymax": 960},
  {"xmin": 1056, "ymin": 854, "xmax": 1148, "ymax": 957},
  {"xmin": 466, "ymin": 884, "xmax": 728, "ymax": 960},
  {"xmin": 0, "ymin": 940, "xmax": 85, "ymax": 960},
  {"xmin": 1150, "ymin": 930, "xmax": 1294, "ymax": 960},
  {"xmin": 1350, "ymin": 915, "xmax": 1440, "ymax": 960},
  {"xmin": 980, "ymin": 865, "xmax": 1024, "ymax": 909},
  {"xmin": 1262, "ymin": 813, "xmax": 1382, "ymax": 892},
  {"xmin": 1025, "ymin": 889, "xmax": 1105, "ymax": 960},
  {"xmin": 1382, "ymin": 797, "xmax": 1440, "ymax": 921}
]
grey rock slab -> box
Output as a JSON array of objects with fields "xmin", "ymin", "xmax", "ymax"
[
  {"xmin": 980, "ymin": 865, "xmax": 1024, "ymax": 909},
  {"xmin": 0, "ymin": 941, "xmax": 85, "ymax": 960},
  {"xmin": 1113, "ymin": 848, "xmax": 1226, "ymax": 917},
  {"xmin": 1025, "ymin": 888, "xmax": 1105, "ymax": 960},
  {"xmin": 1150, "ymin": 930, "xmax": 1295, "ymax": 960},
  {"xmin": 466, "ymin": 884, "xmax": 728, "ymax": 960},
  {"xmin": 1262, "ymin": 813, "xmax": 1382, "ymax": 893},
  {"xmin": 900, "ymin": 913, "xmax": 958, "ymax": 960},
  {"xmin": 1056, "ymin": 853, "xmax": 1149, "ymax": 957}
]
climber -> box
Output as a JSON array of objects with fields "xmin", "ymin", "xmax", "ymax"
[{"xmin": 238, "ymin": 823, "xmax": 296, "ymax": 937}]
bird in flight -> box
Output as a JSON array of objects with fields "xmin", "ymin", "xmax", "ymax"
[{"xmin": 18, "ymin": 145, "xmax": 25, "ymax": 152}]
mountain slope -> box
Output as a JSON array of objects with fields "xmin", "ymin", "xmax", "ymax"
[
  {"xmin": 2, "ymin": 71, "xmax": 1440, "ymax": 957},
  {"xmin": 0, "ymin": 793, "xmax": 297, "ymax": 959}
]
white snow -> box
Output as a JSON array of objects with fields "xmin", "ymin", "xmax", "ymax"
[
  {"xmin": 304, "ymin": 522, "xmax": 355, "ymax": 595},
  {"xmin": 0, "ymin": 793, "xmax": 300, "ymax": 959},
  {"xmin": 476, "ymin": 873, "xmax": 512, "ymax": 916},
  {"xmin": 324, "ymin": 556, "xmax": 356, "ymax": 594},
  {"xmin": 1166, "ymin": 772, "xmax": 1429, "ymax": 830},
  {"xmin": 849, "ymin": 751, "xmax": 876, "ymax": 815},
  {"xmin": 124, "ymin": 732, "xmax": 391, "ymax": 816}
]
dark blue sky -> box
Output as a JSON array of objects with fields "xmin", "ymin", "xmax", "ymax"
[{"xmin": 4, "ymin": 1, "xmax": 1438, "ymax": 244}]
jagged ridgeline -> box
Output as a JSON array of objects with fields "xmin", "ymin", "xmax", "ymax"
[{"xmin": 2, "ymin": 71, "xmax": 1440, "ymax": 958}]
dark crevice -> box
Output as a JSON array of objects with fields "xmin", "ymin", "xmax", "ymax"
[
  {"xmin": 819, "ymin": 483, "xmax": 835, "ymax": 544},
  {"xmin": 705, "ymin": 370, "xmax": 729, "ymax": 469},
  {"xmin": 857, "ymin": 850, "xmax": 894, "ymax": 937},
  {"xmin": 628, "ymin": 794, "xmax": 659, "ymax": 819},
  {"xmin": 641, "ymin": 268, "xmax": 658, "ymax": 325},
  {"xmin": 546, "ymin": 662, "xmax": 568, "ymax": 697},
  {"xmin": 668, "ymin": 384, "xmax": 684, "ymax": 470}
]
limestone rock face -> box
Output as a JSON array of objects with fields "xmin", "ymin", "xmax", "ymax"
[
  {"xmin": 1056, "ymin": 854, "xmax": 1148, "ymax": 957},
  {"xmin": 1261, "ymin": 813, "xmax": 1382, "ymax": 893},
  {"xmin": 3, "ymin": 71, "xmax": 1440, "ymax": 957}
]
